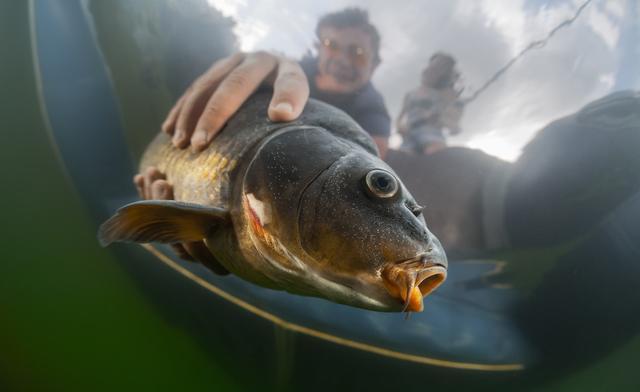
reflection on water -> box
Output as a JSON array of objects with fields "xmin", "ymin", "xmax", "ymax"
[{"xmin": 33, "ymin": 0, "xmax": 639, "ymax": 390}]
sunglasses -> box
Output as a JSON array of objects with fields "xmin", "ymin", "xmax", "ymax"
[{"xmin": 320, "ymin": 38, "xmax": 370, "ymax": 64}]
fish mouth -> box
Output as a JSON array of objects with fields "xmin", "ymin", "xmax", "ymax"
[{"xmin": 381, "ymin": 254, "xmax": 447, "ymax": 313}]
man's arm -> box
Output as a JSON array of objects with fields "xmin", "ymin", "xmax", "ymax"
[
  {"xmin": 372, "ymin": 136, "xmax": 389, "ymax": 159},
  {"xmin": 162, "ymin": 51, "xmax": 310, "ymax": 151},
  {"xmin": 351, "ymin": 86, "xmax": 392, "ymax": 159},
  {"xmin": 395, "ymin": 93, "xmax": 410, "ymax": 136},
  {"xmin": 357, "ymin": 111, "xmax": 391, "ymax": 159}
]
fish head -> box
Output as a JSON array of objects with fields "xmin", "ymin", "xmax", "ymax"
[
  {"xmin": 242, "ymin": 126, "xmax": 447, "ymax": 312},
  {"xmin": 297, "ymin": 151, "xmax": 447, "ymax": 312}
]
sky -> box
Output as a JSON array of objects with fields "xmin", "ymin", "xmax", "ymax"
[{"xmin": 208, "ymin": 0, "xmax": 637, "ymax": 161}]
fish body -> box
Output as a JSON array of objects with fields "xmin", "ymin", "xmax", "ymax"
[{"xmin": 100, "ymin": 92, "xmax": 447, "ymax": 312}]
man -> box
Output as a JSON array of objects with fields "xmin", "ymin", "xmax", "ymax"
[
  {"xmin": 397, "ymin": 52, "xmax": 464, "ymax": 155},
  {"xmin": 301, "ymin": 8, "xmax": 390, "ymax": 156},
  {"xmin": 162, "ymin": 7, "xmax": 390, "ymax": 157},
  {"xmin": 138, "ymin": 8, "xmax": 390, "ymax": 262}
]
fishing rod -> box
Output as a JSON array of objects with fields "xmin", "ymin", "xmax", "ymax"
[{"xmin": 463, "ymin": 0, "xmax": 594, "ymax": 104}]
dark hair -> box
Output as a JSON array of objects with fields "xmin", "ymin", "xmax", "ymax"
[
  {"xmin": 423, "ymin": 52, "xmax": 459, "ymax": 89},
  {"xmin": 430, "ymin": 52, "xmax": 456, "ymax": 67},
  {"xmin": 315, "ymin": 8, "xmax": 381, "ymax": 63}
]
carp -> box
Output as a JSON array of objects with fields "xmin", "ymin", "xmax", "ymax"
[{"xmin": 99, "ymin": 93, "xmax": 447, "ymax": 312}]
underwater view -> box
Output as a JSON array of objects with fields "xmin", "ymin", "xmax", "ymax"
[{"xmin": 2, "ymin": 0, "xmax": 639, "ymax": 390}]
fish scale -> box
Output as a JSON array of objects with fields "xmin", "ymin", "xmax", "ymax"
[{"xmin": 100, "ymin": 93, "xmax": 447, "ymax": 312}]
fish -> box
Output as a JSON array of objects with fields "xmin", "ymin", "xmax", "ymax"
[{"xmin": 98, "ymin": 92, "xmax": 447, "ymax": 312}]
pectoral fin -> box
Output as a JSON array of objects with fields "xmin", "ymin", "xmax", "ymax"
[{"xmin": 98, "ymin": 200, "xmax": 229, "ymax": 246}]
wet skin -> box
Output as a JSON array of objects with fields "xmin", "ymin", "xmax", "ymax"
[{"xmin": 102, "ymin": 95, "xmax": 447, "ymax": 312}]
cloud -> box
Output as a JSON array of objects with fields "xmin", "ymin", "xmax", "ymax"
[{"xmin": 208, "ymin": 0, "xmax": 632, "ymax": 161}]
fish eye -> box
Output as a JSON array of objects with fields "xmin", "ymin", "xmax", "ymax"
[{"xmin": 364, "ymin": 169, "xmax": 399, "ymax": 199}]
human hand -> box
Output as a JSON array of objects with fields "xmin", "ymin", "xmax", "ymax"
[
  {"xmin": 162, "ymin": 51, "xmax": 310, "ymax": 152},
  {"xmin": 133, "ymin": 168, "xmax": 229, "ymax": 275}
]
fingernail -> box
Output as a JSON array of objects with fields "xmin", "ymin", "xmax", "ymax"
[
  {"xmin": 192, "ymin": 129, "xmax": 207, "ymax": 151},
  {"xmin": 159, "ymin": 185, "xmax": 170, "ymax": 199},
  {"xmin": 273, "ymin": 102, "xmax": 293, "ymax": 114},
  {"xmin": 172, "ymin": 129, "xmax": 184, "ymax": 145}
]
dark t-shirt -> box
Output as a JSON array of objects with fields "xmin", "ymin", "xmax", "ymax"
[{"xmin": 299, "ymin": 56, "xmax": 391, "ymax": 138}]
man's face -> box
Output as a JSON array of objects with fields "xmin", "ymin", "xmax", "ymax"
[{"xmin": 315, "ymin": 26, "xmax": 378, "ymax": 94}]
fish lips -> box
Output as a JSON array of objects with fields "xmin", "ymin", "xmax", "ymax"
[{"xmin": 381, "ymin": 254, "xmax": 448, "ymax": 313}]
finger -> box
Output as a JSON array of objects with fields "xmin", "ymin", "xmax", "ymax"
[
  {"xmin": 148, "ymin": 179, "xmax": 188, "ymax": 259},
  {"xmin": 133, "ymin": 174, "xmax": 145, "ymax": 198},
  {"xmin": 150, "ymin": 179, "xmax": 172, "ymax": 200},
  {"xmin": 183, "ymin": 241, "xmax": 229, "ymax": 275},
  {"xmin": 162, "ymin": 93, "xmax": 187, "ymax": 136},
  {"xmin": 173, "ymin": 88, "xmax": 213, "ymax": 149},
  {"xmin": 143, "ymin": 167, "xmax": 165, "ymax": 199},
  {"xmin": 191, "ymin": 51, "xmax": 278, "ymax": 152},
  {"xmin": 268, "ymin": 58, "xmax": 309, "ymax": 122},
  {"xmin": 174, "ymin": 53, "xmax": 246, "ymax": 149}
]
